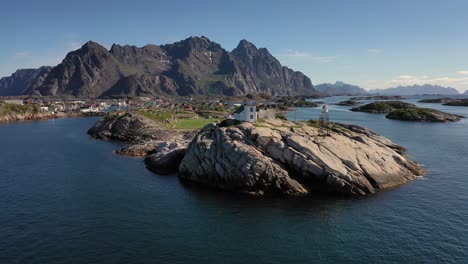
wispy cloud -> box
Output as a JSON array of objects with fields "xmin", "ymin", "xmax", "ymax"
[
  {"xmin": 15, "ymin": 51, "xmax": 32, "ymax": 58},
  {"xmin": 279, "ymin": 49, "xmax": 312, "ymax": 58},
  {"xmin": 316, "ymin": 56, "xmax": 337, "ymax": 63},
  {"xmin": 367, "ymin": 48, "xmax": 383, "ymax": 54},
  {"xmin": 276, "ymin": 49, "xmax": 336, "ymax": 63},
  {"xmin": 281, "ymin": 50, "xmax": 312, "ymax": 58},
  {"xmin": 456, "ymin": 70, "xmax": 468, "ymax": 75}
]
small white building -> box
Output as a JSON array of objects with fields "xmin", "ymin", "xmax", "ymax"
[
  {"xmin": 2, "ymin": 99, "xmax": 24, "ymax": 105},
  {"xmin": 234, "ymin": 101, "xmax": 257, "ymax": 122}
]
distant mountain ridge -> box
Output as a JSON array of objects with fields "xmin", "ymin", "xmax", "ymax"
[
  {"xmin": 2, "ymin": 36, "xmax": 318, "ymax": 98},
  {"xmin": 464, "ymin": 90, "xmax": 468, "ymax": 95},
  {"xmin": 369, "ymin": 84, "xmax": 459, "ymax": 95},
  {"xmin": 315, "ymin": 81, "xmax": 368, "ymax": 96},
  {"xmin": 0, "ymin": 67, "xmax": 51, "ymax": 96}
]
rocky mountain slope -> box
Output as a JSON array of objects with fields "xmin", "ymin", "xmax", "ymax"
[
  {"xmin": 315, "ymin": 81, "xmax": 368, "ymax": 96},
  {"xmin": 369, "ymin": 84, "xmax": 459, "ymax": 95},
  {"xmin": 6, "ymin": 36, "xmax": 317, "ymax": 98},
  {"xmin": 0, "ymin": 66, "xmax": 51, "ymax": 96}
]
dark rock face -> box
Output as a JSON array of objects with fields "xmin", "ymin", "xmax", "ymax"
[
  {"xmin": 19, "ymin": 37, "xmax": 317, "ymax": 98},
  {"xmin": 145, "ymin": 148, "xmax": 187, "ymax": 175},
  {"xmin": 178, "ymin": 119, "xmax": 424, "ymax": 196},
  {"xmin": 315, "ymin": 81, "xmax": 368, "ymax": 96},
  {"xmin": 231, "ymin": 40, "xmax": 315, "ymax": 96},
  {"xmin": 102, "ymin": 74, "xmax": 179, "ymax": 98},
  {"xmin": 351, "ymin": 101, "xmax": 416, "ymax": 113},
  {"xmin": 36, "ymin": 42, "xmax": 130, "ymax": 98},
  {"xmin": 0, "ymin": 66, "xmax": 51, "ymax": 96},
  {"xmin": 386, "ymin": 108, "xmax": 463, "ymax": 122}
]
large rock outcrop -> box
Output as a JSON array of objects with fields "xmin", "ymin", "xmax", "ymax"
[
  {"xmin": 178, "ymin": 119, "xmax": 424, "ymax": 196},
  {"xmin": 88, "ymin": 112, "xmax": 172, "ymax": 142},
  {"xmin": 88, "ymin": 112, "xmax": 195, "ymax": 159}
]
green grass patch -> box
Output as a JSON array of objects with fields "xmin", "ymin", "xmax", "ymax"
[
  {"xmin": 174, "ymin": 118, "xmax": 219, "ymax": 129},
  {"xmin": 0, "ymin": 102, "xmax": 39, "ymax": 115}
]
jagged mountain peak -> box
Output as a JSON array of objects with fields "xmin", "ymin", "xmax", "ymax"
[
  {"xmin": 65, "ymin": 41, "xmax": 110, "ymax": 60},
  {"xmin": 5, "ymin": 37, "xmax": 318, "ymax": 98},
  {"xmin": 232, "ymin": 39, "xmax": 258, "ymax": 57},
  {"xmin": 81, "ymin": 41, "xmax": 108, "ymax": 51},
  {"xmin": 236, "ymin": 39, "xmax": 257, "ymax": 50}
]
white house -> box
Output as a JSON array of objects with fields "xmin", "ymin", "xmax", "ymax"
[{"xmin": 234, "ymin": 101, "xmax": 257, "ymax": 122}]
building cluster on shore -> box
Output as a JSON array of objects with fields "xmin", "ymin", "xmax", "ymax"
[{"xmin": 0, "ymin": 94, "xmax": 319, "ymax": 124}]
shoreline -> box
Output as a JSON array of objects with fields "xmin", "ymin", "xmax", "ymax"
[{"xmin": 0, "ymin": 111, "xmax": 105, "ymax": 123}]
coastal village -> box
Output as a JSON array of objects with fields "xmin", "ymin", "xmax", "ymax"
[{"xmin": 0, "ymin": 95, "xmax": 311, "ymax": 125}]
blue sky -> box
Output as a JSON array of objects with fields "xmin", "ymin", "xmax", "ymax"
[{"xmin": 1, "ymin": 0, "xmax": 468, "ymax": 92}]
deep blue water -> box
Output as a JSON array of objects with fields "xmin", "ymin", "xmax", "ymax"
[{"xmin": 1, "ymin": 96, "xmax": 468, "ymax": 263}]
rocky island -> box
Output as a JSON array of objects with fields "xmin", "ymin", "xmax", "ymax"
[
  {"xmin": 351, "ymin": 101, "xmax": 463, "ymax": 122},
  {"xmin": 88, "ymin": 113, "xmax": 425, "ymax": 197},
  {"xmin": 335, "ymin": 99, "xmax": 363, "ymax": 106},
  {"xmin": 350, "ymin": 101, "xmax": 416, "ymax": 113},
  {"xmin": 178, "ymin": 119, "xmax": 424, "ymax": 196},
  {"xmin": 418, "ymin": 98, "xmax": 468, "ymax": 107},
  {"xmin": 386, "ymin": 108, "xmax": 463, "ymax": 122}
]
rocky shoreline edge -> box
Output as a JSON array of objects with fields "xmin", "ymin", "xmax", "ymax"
[{"xmin": 88, "ymin": 112, "xmax": 425, "ymax": 197}]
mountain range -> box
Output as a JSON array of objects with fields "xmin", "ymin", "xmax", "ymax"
[
  {"xmin": 315, "ymin": 81, "xmax": 368, "ymax": 96},
  {"xmin": 369, "ymin": 84, "xmax": 459, "ymax": 95},
  {"xmin": 0, "ymin": 36, "xmax": 317, "ymax": 98},
  {"xmin": 464, "ymin": 90, "xmax": 468, "ymax": 95}
]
